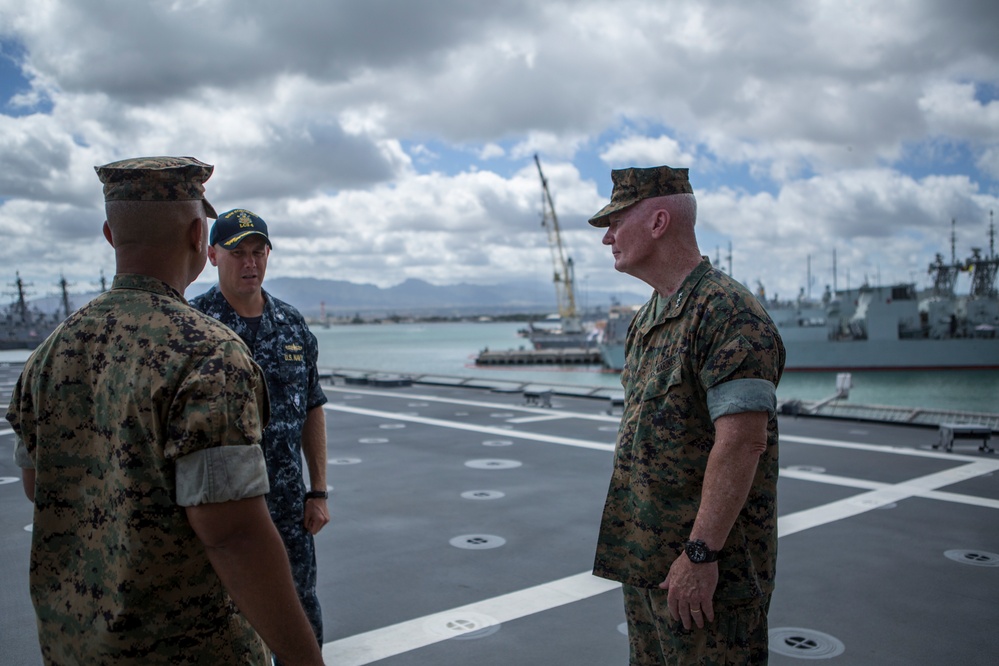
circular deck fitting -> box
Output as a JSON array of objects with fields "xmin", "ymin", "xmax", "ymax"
[
  {"xmin": 461, "ymin": 490, "xmax": 506, "ymax": 501},
  {"xmin": 769, "ymin": 627, "xmax": 846, "ymax": 659},
  {"xmin": 379, "ymin": 423, "xmax": 406, "ymax": 429},
  {"xmin": 24, "ymin": 524, "xmax": 32, "ymax": 532},
  {"xmin": 0, "ymin": 477, "xmax": 19, "ymax": 485},
  {"xmin": 787, "ymin": 465, "xmax": 826, "ymax": 474},
  {"xmin": 423, "ymin": 612, "xmax": 501, "ymax": 641},
  {"xmin": 944, "ymin": 549, "xmax": 999, "ymax": 567},
  {"xmin": 465, "ymin": 459, "xmax": 522, "ymax": 470},
  {"xmin": 328, "ymin": 457, "xmax": 362, "ymax": 465},
  {"xmin": 482, "ymin": 439, "xmax": 513, "ymax": 447},
  {"xmin": 617, "ymin": 622, "xmax": 628, "ymax": 636},
  {"xmin": 358, "ymin": 437, "xmax": 388, "ymax": 444},
  {"xmin": 449, "ymin": 534, "xmax": 506, "ymax": 550}
]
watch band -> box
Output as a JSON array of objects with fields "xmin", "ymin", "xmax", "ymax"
[{"xmin": 304, "ymin": 490, "xmax": 328, "ymax": 500}]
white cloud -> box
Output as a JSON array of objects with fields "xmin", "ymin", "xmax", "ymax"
[{"xmin": 0, "ymin": 0, "xmax": 996, "ymax": 307}]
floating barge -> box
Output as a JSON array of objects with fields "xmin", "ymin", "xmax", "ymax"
[{"xmin": 474, "ymin": 347, "xmax": 602, "ymax": 366}]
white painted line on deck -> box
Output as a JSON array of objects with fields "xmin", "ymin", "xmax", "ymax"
[
  {"xmin": 0, "ymin": 427, "xmax": 12, "ymax": 438},
  {"xmin": 780, "ymin": 466, "xmax": 999, "ymax": 510},
  {"xmin": 505, "ymin": 414, "xmax": 575, "ymax": 424},
  {"xmin": 781, "ymin": 434, "xmax": 986, "ymax": 462},
  {"xmin": 323, "ymin": 572, "xmax": 620, "ymax": 665},
  {"xmin": 325, "ymin": 385, "xmax": 621, "ymax": 422},
  {"xmin": 778, "ymin": 459, "xmax": 999, "ymax": 537},
  {"xmin": 323, "ymin": 403, "xmax": 615, "ymax": 452}
]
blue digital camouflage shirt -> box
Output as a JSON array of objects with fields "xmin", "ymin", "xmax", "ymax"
[
  {"xmin": 190, "ymin": 285, "xmax": 327, "ymax": 644},
  {"xmin": 593, "ymin": 258, "xmax": 785, "ymax": 601}
]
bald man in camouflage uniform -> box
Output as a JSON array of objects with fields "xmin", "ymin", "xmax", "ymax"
[
  {"xmin": 7, "ymin": 157, "xmax": 324, "ymax": 665},
  {"xmin": 589, "ymin": 166, "xmax": 785, "ymax": 665},
  {"xmin": 191, "ymin": 209, "xmax": 329, "ymax": 655}
]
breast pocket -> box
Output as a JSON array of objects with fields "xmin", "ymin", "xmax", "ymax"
[
  {"xmin": 634, "ymin": 360, "xmax": 689, "ymax": 450},
  {"xmin": 267, "ymin": 358, "xmax": 309, "ymax": 423}
]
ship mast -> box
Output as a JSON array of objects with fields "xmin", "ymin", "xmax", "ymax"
[
  {"xmin": 928, "ymin": 218, "xmax": 962, "ymax": 297},
  {"xmin": 12, "ymin": 272, "xmax": 30, "ymax": 322},
  {"xmin": 966, "ymin": 211, "xmax": 998, "ymax": 298},
  {"xmin": 533, "ymin": 154, "xmax": 580, "ymax": 331},
  {"xmin": 59, "ymin": 275, "xmax": 72, "ymax": 319}
]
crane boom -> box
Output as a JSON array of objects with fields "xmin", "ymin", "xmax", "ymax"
[{"xmin": 533, "ymin": 154, "xmax": 579, "ymax": 327}]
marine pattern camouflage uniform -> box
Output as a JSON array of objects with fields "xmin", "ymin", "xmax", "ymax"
[
  {"xmin": 6, "ymin": 274, "xmax": 271, "ymax": 665},
  {"xmin": 593, "ymin": 258, "xmax": 785, "ymax": 664},
  {"xmin": 191, "ymin": 285, "xmax": 327, "ymax": 646}
]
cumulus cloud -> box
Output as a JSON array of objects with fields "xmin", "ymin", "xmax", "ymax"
[{"xmin": 0, "ymin": 0, "xmax": 996, "ymax": 307}]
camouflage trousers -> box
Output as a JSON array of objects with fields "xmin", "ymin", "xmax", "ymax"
[
  {"xmin": 622, "ymin": 585, "xmax": 770, "ymax": 665},
  {"xmin": 273, "ymin": 516, "xmax": 323, "ymax": 664}
]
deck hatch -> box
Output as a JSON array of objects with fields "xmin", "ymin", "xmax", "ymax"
[
  {"xmin": 769, "ymin": 627, "xmax": 846, "ymax": 659},
  {"xmin": 944, "ymin": 549, "xmax": 999, "ymax": 567}
]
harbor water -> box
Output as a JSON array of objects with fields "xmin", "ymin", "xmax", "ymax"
[
  {"xmin": 310, "ymin": 321, "xmax": 999, "ymax": 415},
  {"xmin": 2, "ymin": 320, "xmax": 996, "ymax": 415}
]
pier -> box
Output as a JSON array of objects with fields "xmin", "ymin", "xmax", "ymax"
[{"xmin": 474, "ymin": 346, "xmax": 602, "ymax": 366}]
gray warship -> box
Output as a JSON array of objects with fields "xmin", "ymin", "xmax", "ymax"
[
  {"xmin": 1, "ymin": 273, "xmax": 75, "ymax": 350},
  {"xmin": 598, "ymin": 221, "xmax": 999, "ymax": 372}
]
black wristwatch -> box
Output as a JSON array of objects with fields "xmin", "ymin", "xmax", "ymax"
[
  {"xmin": 304, "ymin": 490, "xmax": 328, "ymax": 500},
  {"xmin": 684, "ymin": 539, "xmax": 721, "ymax": 563}
]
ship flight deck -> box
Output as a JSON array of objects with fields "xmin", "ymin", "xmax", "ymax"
[{"xmin": 1, "ymin": 362, "xmax": 998, "ymax": 665}]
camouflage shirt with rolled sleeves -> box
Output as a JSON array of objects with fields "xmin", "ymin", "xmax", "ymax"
[
  {"xmin": 190, "ymin": 286, "xmax": 327, "ymax": 521},
  {"xmin": 593, "ymin": 259, "xmax": 785, "ymax": 599},
  {"xmin": 6, "ymin": 274, "xmax": 271, "ymax": 665}
]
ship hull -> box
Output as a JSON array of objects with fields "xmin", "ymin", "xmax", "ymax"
[{"xmin": 599, "ymin": 337, "xmax": 999, "ymax": 372}]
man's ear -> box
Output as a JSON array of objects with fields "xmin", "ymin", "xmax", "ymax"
[
  {"xmin": 102, "ymin": 221, "xmax": 115, "ymax": 247},
  {"xmin": 650, "ymin": 208, "xmax": 671, "ymax": 238},
  {"xmin": 207, "ymin": 244, "xmax": 218, "ymax": 267},
  {"xmin": 188, "ymin": 217, "xmax": 206, "ymax": 253}
]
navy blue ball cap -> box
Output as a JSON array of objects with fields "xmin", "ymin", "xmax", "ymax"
[{"xmin": 209, "ymin": 209, "xmax": 273, "ymax": 249}]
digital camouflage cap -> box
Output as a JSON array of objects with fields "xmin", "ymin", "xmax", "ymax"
[
  {"xmin": 94, "ymin": 156, "xmax": 218, "ymax": 219},
  {"xmin": 588, "ymin": 165, "xmax": 693, "ymax": 227}
]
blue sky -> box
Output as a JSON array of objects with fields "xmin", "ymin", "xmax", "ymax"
[{"xmin": 1, "ymin": 0, "xmax": 997, "ymax": 309}]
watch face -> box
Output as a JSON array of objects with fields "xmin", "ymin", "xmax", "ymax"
[
  {"xmin": 686, "ymin": 541, "xmax": 707, "ymax": 562},
  {"xmin": 685, "ymin": 539, "xmax": 717, "ymax": 563}
]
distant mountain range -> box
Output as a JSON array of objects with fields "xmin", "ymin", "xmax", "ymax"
[{"xmin": 14, "ymin": 276, "xmax": 650, "ymax": 320}]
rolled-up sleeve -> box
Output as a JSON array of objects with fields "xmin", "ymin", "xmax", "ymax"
[
  {"xmin": 175, "ymin": 444, "xmax": 270, "ymax": 506},
  {"xmin": 707, "ymin": 377, "xmax": 777, "ymax": 421},
  {"xmin": 13, "ymin": 435, "xmax": 33, "ymax": 469}
]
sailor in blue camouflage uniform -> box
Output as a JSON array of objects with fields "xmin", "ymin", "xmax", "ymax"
[
  {"xmin": 191, "ymin": 209, "xmax": 329, "ymax": 655},
  {"xmin": 7, "ymin": 157, "xmax": 324, "ymax": 665},
  {"xmin": 589, "ymin": 166, "xmax": 785, "ymax": 665}
]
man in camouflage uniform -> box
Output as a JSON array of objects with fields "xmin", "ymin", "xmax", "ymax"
[
  {"xmin": 6, "ymin": 157, "xmax": 325, "ymax": 666},
  {"xmin": 589, "ymin": 166, "xmax": 785, "ymax": 664},
  {"xmin": 191, "ymin": 208, "xmax": 329, "ymax": 654}
]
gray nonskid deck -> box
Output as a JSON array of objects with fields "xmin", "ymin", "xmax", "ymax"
[{"xmin": 1, "ymin": 363, "xmax": 997, "ymax": 665}]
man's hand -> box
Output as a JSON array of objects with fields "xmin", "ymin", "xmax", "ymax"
[
  {"xmin": 304, "ymin": 497, "xmax": 330, "ymax": 535},
  {"xmin": 660, "ymin": 554, "xmax": 718, "ymax": 630}
]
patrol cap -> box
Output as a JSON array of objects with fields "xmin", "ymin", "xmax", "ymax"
[
  {"xmin": 94, "ymin": 156, "xmax": 218, "ymax": 218},
  {"xmin": 210, "ymin": 209, "xmax": 273, "ymax": 250},
  {"xmin": 588, "ymin": 165, "xmax": 693, "ymax": 227}
]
